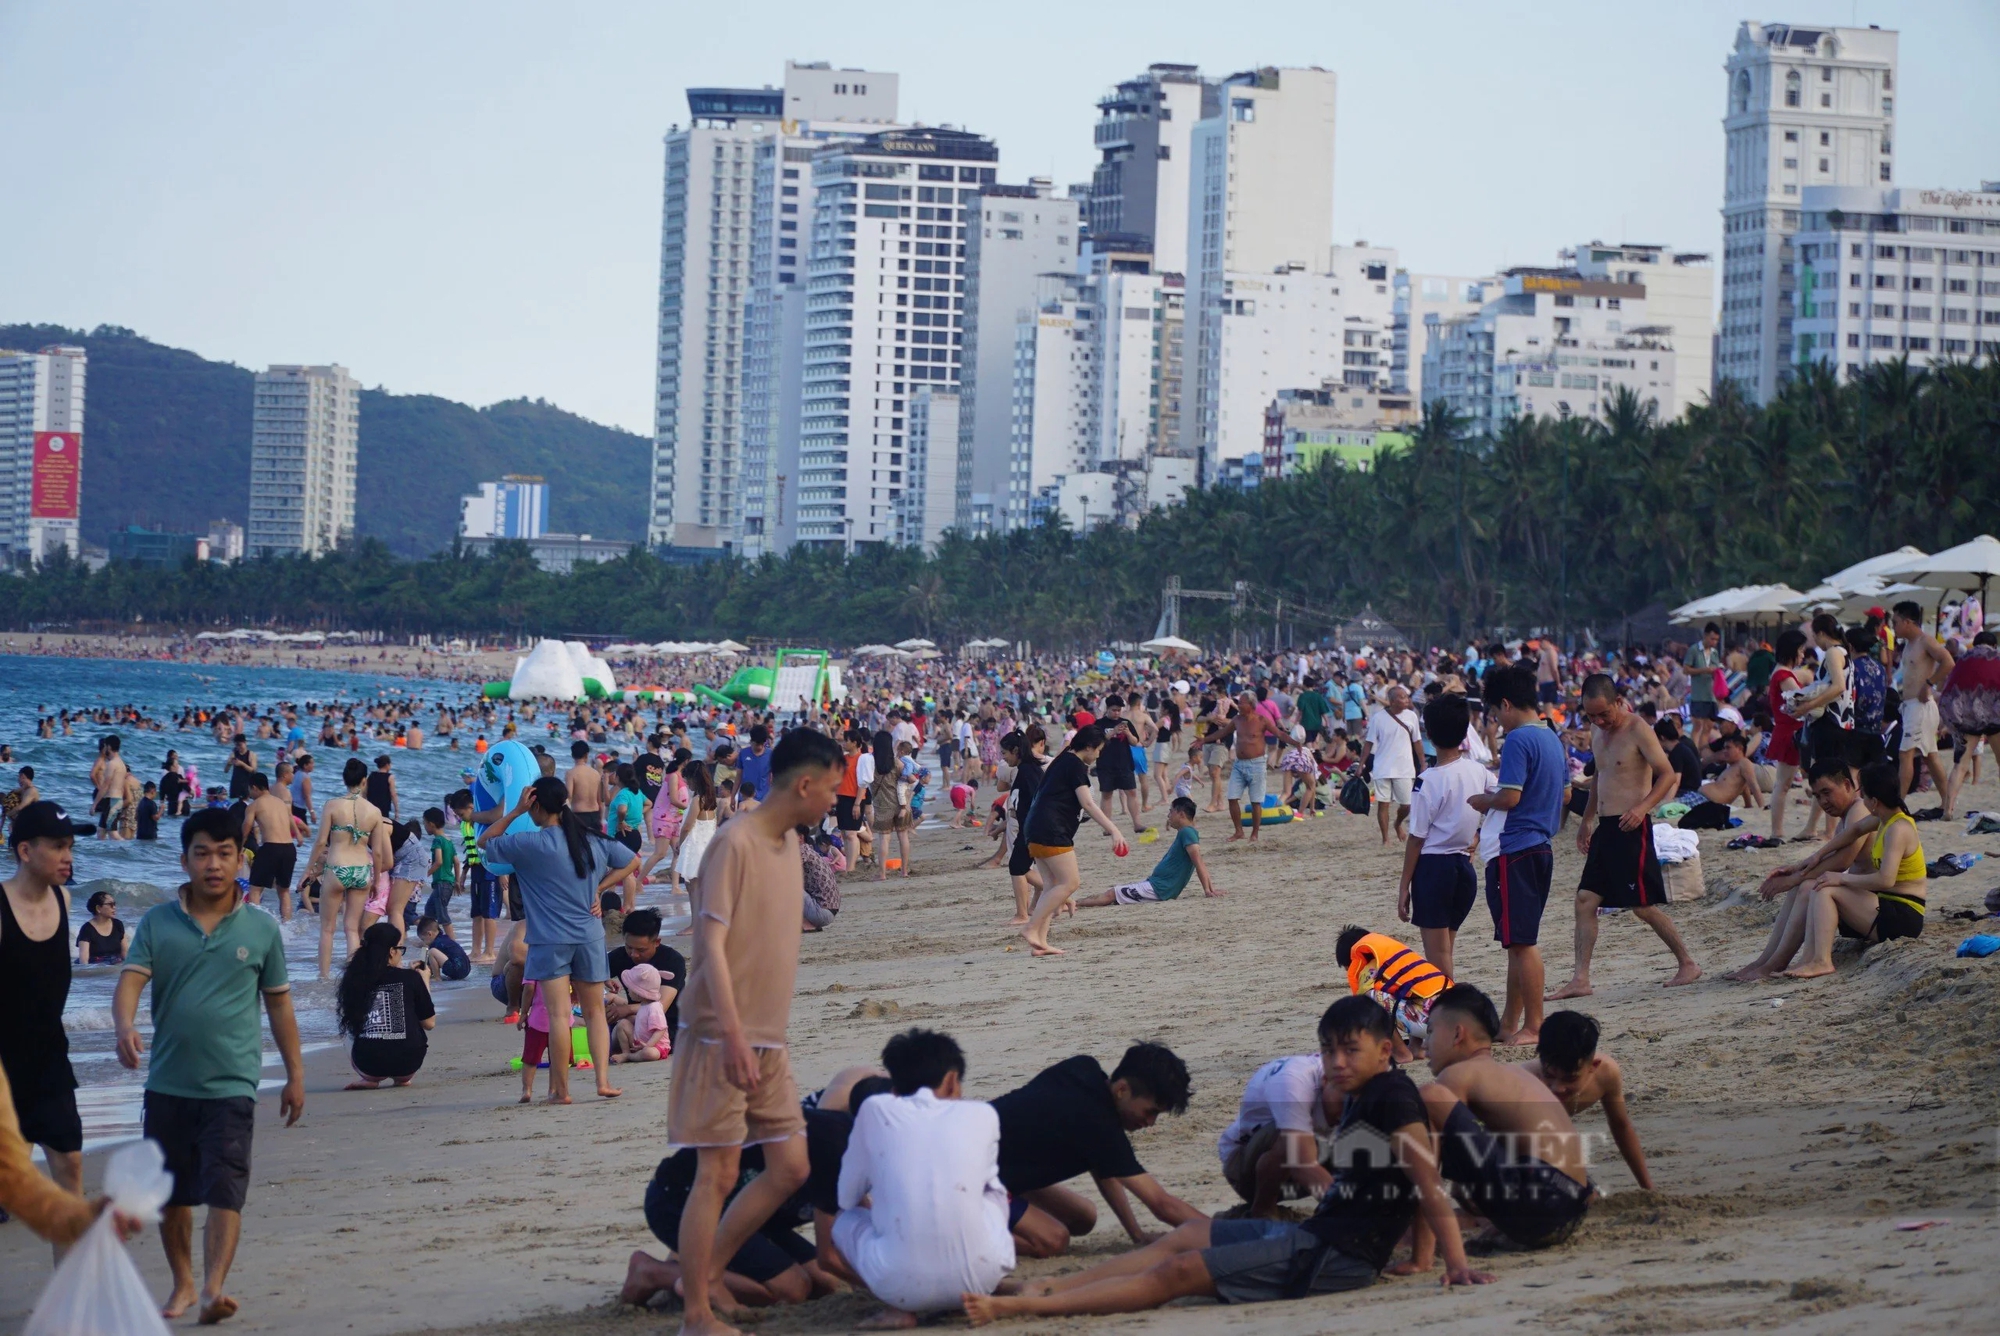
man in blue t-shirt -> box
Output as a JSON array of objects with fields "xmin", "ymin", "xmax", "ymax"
[
  {"xmin": 1467, "ymin": 667, "xmax": 1568, "ymax": 1045},
  {"xmin": 1077, "ymin": 799, "xmax": 1220, "ymax": 906},
  {"xmin": 736, "ymin": 724, "xmax": 774, "ymax": 806}
]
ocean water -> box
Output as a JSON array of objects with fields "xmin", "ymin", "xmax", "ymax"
[{"xmin": 3, "ymin": 655, "xmax": 500, "ymax": 1150}]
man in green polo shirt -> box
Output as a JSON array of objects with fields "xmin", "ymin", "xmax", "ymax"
[
  {"xmin": 1296, "ymin": 677, "xmax": 1333, "ymax": 743},
  {"xmin": 115, "ymin": 807, "xmax": 304, "ymax": 1326}
]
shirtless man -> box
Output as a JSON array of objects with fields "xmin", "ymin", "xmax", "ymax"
[
  {"xmin": 94, "ymin": 736, "xmax": 129, "ymax": 841},
  {"xmin": 241, "ymin": 773, "xmax": 305, "ymax": 921},
  {"xmin": 1224, "ymin": 692, "xmax": 1281, "ymax": 842},
  {"xmin": 1518, "ymin": 1010, "xmax": 1652, "ymax": 1190},
  {"xmin": 1415, "ymin": 984, "xmax": 1593, "ymax": 1255},
  {"xmin": 1727, "ymin": 757, "xmax": 1875, "ymax": 981},
  {"xmin": 1677, "ymin": 733, "xmax": 1766, "ymax": 828},
  {"xmin": 566, "ymin": 740, "xmax": 607, "ymax": 834},
  {"xmin": 1891, "ymin": 601, "xmax": 1956, "ymax": 814},
  {"xmin": 1549, "ymin": 674, "xmax": 1700, "ymax": 999}
]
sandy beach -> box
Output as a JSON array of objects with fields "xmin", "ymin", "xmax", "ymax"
[
  {"xmin": 0, "ymin": 632, "xmax": 520, "ymax": 686},
  {"xmin": 3, "ymin": 774, "xmax": 1996, "ymax": 1333}
]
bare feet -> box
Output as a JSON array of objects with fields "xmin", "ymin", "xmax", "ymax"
[
  {"xmin": 1227, "ymin": 831, "xmax": 1245, "ymax": 842},
  {"xmin": 1545, "ymin": 978, "xmax": 1594, "ymax": 1000},
  {"xmin": 1383, "ymin": 1258, "xmax": 1424, "ymax": 1277},
  {"xmin": 343, "ymin": 1078, "xmax": 383, "ymax": 1091},
  {"xmin": 1501, "ymin": 1027, "xmax": 1538, "ymax": 1046},
  {"xmin": 857, "ymin": 1306, "xmax": 920, "ymax": 1329},
  {"xmin": 1781, "ymin": 961, "xmax": 1836, "ymax": 979},
  {"xmin": 545, "ymin": 1091, "xmax": 574, "ymax": 1105},
  {"xmin": 621, "ymin": 1251, "xmax": 680, "ymax": 1306},
  {"xmin": 597, "ymin": 1084, "xmax": 624, "ymax": 1099},
  {"xmin": 198, "ymin": 1293, "xmax": 239, "ymax": 1325},
  {"xmin": 518, "ymin": 1093, "xmax": 532, "ymax": 1104},
  {"xmin": 1001, "ymin": 916, "xmax": 1029, "ymax": 927},
  {"xmin": 964, "ymin": 1293, "xmax": 1014, "ymax": 1326},
  {"xmin": 1725, "ymin": 963, "xmax": 1775, "ymax": 983},
  {"xmin": 163, "ymin": 1285, "xmax": 199, "ymax": 1320},
  {"xmin": 1664, "ymin": 960, "xmax": 1703, "ymax": 987},
  {"xmin": 677, "ymin": 1313, "xmax": 744, "ymax": 1336}
]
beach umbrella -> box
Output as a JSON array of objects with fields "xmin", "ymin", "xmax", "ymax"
[
  {"xmin": 894, "ymin": 638, "xmax": 936, "ymax": 650},
  {"xmin": 1669, "ymin": 586, "xmax": 1756, "ymax": 624},
  {"xmin": 712, "ymin": 638, "xmax": 750, "ymax": 653},
  {"xmin": 1821, "ymin": 545, "xmax": 1928, "ymax": 592},
  {"xmin": 1713, "ymin": 584, "xmax": 1808, "ymax": 624},
  {"xmin": 1876, "ymin": 535, "xmax": 2000, "ymax": 594},
  {"xmin": 1141, "ymin": 635, "xmax": 1200, "ymax": 653},
  {"xmin": 1835, "ymin": 582, "xmax": 1944, "ymax": 622}
]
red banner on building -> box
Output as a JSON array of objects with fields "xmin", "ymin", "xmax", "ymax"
[{"xmin": 31, "ymin": 432, "xmax": 81, "ymax": 520}]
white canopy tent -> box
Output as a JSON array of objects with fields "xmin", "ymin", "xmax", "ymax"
[
  {"xmin": 1140, "ymin": 635, "xmax": 1200, "ymax": 654},
  {"xmin": 894, "ymin": 638, "xmax": 936, "ymax": 650},
  {"xmin": 712, "ymin": 639, "xmax": 750, "ymax": 653},
  {"xmin": 1877, "ymin": 534, "xmax": 2000, "ymax": 593}
]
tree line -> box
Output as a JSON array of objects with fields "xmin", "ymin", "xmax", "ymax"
[{"xmin": 4, "ymin": 357, "xmax": 1994, "ymax": 650}]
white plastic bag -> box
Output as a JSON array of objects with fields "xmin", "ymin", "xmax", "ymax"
[{"xmin": 25, "ymin": 1139, "xmax": 174, "ymax": 1336}]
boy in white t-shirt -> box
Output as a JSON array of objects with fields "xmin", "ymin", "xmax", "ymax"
[
  {"xmin": 1397, "ymin": 694, "xmax": 1495, "ymax": 978},
  {"xmin": 1214, "ymin": 1050, "xmax": 1340, "ymax": 1216}
]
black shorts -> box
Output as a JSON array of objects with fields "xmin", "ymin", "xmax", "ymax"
[
  {"xmin": 1690, "ymin": 700, "xmax": 1719, "ymax": 720},
  {"xmin": 1841, "ymin": 895, "xmax": 1925, "ymax": 942},
  {"xmin": 616, "ymin": 829, "xmax": 642, "ymax": 854},
  {"xmin": 834, "ymin": 795, "xmax": 862, "ymax": 832},
  {"xmin": 1411, "ymin": 853, "xmax": 1477, "ymax": 931},
  {"xmin": 644, "ymin": 1179, "xmax": 814, "ymax": 1283},
  {"xmin": 1578, "ymin": 819, "xmax": 1666, "ymax": 909},
  {"xmin": 12, "ymin": 1077, "xmax": 83, "ymax": 1154},
  {"xmin": 1677, "ymin": 800, "xmax": 1734, "ymax": 831},
  {"xmin": 1008, "ymin": 833, "xmax": 1034, "ymax": 878},
  {"xmin": 1537, "ymin": 680, "xmax": 1561, "ymax": 706},
  {"xmin": 1097, "ymin": 769, "xmax": 1137, "ymax": 794},
  {"xmin": 249, "ymin": 842, "xmax": 297, "ymax": 889},
  {"xmin": 1486, "ymin": 845, "xmax": 1553, "ymax": 948},
  {"xmin": 144, "ymin": 1090, "xmax": 256, "ymax": 1212},
  {"xmin": 1438, "ymin": 1101, "xmax": 1591, "ymax": 1248},
  {"xmin": 576, "ymin": 809, "xmax": 605, "ymax": 836},
  {"xmin": 504, "ymin": 875, "xmax": 525, "ymax": 923}
]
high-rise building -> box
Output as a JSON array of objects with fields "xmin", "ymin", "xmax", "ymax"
[
  {"xmin": 1566, "ymin": 241, "xmax": 1715, "ymax": 419},
  {"xmin": 1424, "ymin": 269, "xmax": 1679, "ymax": 436},
  {"xmin": 459, "ymin": 475, "xmax": 548, "ymax": 540},
  {"xmin": 953, "ymin": 179, "xmax": 1077, "ymax": 535},
  {"xmin": 742, "ymin": 63, "xmax": 903, "ymax": 555},
  {"xmin": 651, "ymin": 63, "xmax": 899, "ymax": 554},
  {"xmin": 1088, "ymin": 65, "xmax": 1213, "ymax": 273},
  {"xmin": 1391, "ymin": 272, "xmax": 1500, "ymax": 406},
  {"xmin": 892, "ymin": 387, "xmax": 959, "ymax": 552},
  {"xmin": 1721, "ymin": 21, "xmax": 1898, "ymax": 403},
  {"xmin": 1007, "ymin": 273, "xmax": 1095, "ymax": 529},
  {"xmin": 792, "ymin": 127, "xmax": 999, "ymax": 549},
  {"xmin": 1184, "ymin": 66, "xmax": 1339, "ymax": 478},
  {"xmin": 248, "ymin": 364, "xmax": 358, "ymax": 558},
  {"xmin": 0, "ymin": 343, "xmax": 86, "ymax": 564},
  {"xmin": 1791, "ymin": 184, "xmax": 2000, "ymax": 379}
]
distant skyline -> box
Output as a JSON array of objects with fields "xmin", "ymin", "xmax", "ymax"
[{"xmin": 1, "ymin": 1, "xmax": 1995, "ymax": 435}]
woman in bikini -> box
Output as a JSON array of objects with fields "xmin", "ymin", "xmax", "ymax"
[
  {"xmin": 303, "ymin": 756, "xmax": 393, "ymax": 979},
  {"xmin": 1782, "ymin": 760, "xmax": 1928, "ymax": 979}
]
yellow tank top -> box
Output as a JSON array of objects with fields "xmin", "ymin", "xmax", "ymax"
[{"xmin": 1869, "ymin": 810, "xmax": 1927, "ymax": 897}]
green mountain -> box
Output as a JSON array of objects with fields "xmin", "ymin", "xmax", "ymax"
[{"xmin": 0, "ymin": 324, "xmax": 650, "ymax": 556}]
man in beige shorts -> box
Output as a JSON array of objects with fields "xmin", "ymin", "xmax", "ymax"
[
  {"xmin": 1892, "ymin": 601, "xmax": 1956, "ymax": 815},
  {"xmin": 666, "ymin": 727, "xmax": 843, "ymax": 1336}
]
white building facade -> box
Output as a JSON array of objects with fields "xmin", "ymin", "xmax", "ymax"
[
  {"xmin": 1791, "ymin": 185, "xmax": 2000, "ymax": 378},
  {"xmin": 893, "ymin": 387, "xmax": 960, "ymax": 552},
  {"xmin": 1392, "ymin": 272, "xmax": 1500, "ymax": 406},
  {"xmin": 954, "ymin": 181, "xmax": 1077, "ymax": 535},
  {"xmin": 1008, "ymin": 276, "xmax": 1095, "ymax": 530},
  {"xmin": 460, "ymin": 475, "xmax": 548, "ymax": 540},
  {"xmin": 1184, "ymin": 66, "xmax": 1340, "ymax": 479},
  {"xmin": 248, "ymin": 364, "xmax": 358, "ymax": 558},
  {"xmin": 796, "ymin": 128, "xmax": 999, "ymax": 549},
  {"xmin": 0, "ymin": 343, "xmax": 86, "ymax": 564},
  {"xmin": 1567, "ymin": 241, "xmax": 1714, "ymax": 418},
  {"xmin": 652, "ymin": 64, "xmax": 900, "ymax": 554},
  {"xmin": 1720, "ymin": 21, "xmax": 1898, "ymax": 403}
]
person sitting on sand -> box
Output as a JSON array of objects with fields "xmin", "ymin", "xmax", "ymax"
[
  {"xmin": 1677, "ymin": 733, "xmax": 1766, "ymax": 829},
  {"xmin": 1335, "ymin": 925, "xmax": 1449, "ymax": 1063},
  {"xmin": 1777, "ymin": 759, "xmax": 1928, "ymax": 980},
  {"xmin": 1215, "ymin": 1046, "xmax": 1341, "ymax": 1218},
  {"xmin": 960, "ymin": 997, "xmax": 1489, "ymax": 1325},
  {"xmin": 1518, "ymin": 1011, "xmax": 1653, "ymax": 1190},
  {"xmin": 1415, "ymin": 984, "xmax": 1593, "ymax": 1254},
  {"xmin": 827, "ymin": 1030, "xmax": 1015, "ymax": 1328},
  {"xmin": 1727, "ymin": 758, "xmax": 1876, "ymax": 982},
  {"xmin": 622, "ymin": 1066, "xmax": 887, "ymax": 1312},
  {"xmin": 609, "ymin": 963, "xmax": 672, "ymax": 1064},
  {"xmin": 992, "ymin": 1043, "xmax": 1204, "ymax": 1259},
  {"xmin": 338, "ymin": 922, "xmax": 435, "ymax": 1090},
  {"xmin": 1074, "ymin": 798, "xmax": 1220, "ymax": 907}
]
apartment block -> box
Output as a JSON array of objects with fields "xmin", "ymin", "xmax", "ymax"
[{"xmin": 248, "ymin": 364, "xmax": 358, "ymax": 557}]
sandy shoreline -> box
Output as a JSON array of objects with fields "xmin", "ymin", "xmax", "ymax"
[
  {"xmin": 0, "ymin": 631, "xmax": 520, "ymax": 686},
  {"xmin": 3, "ymin": 780, "xmax": 1997, "ymax": 1332}
]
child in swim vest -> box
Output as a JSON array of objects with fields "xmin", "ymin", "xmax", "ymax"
[{"xmin": 1337, "ymin": 925, "xmax": 1451, "ymax": 1063}]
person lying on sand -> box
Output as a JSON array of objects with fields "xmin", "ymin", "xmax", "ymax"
[
  {"xmin": 1517, "ymin": 1011, "xmax": 1652, "ymax": 1190},
  {"xmin": 961, "ymin": 998, "xmax": 1488, "ymax": 1325}
]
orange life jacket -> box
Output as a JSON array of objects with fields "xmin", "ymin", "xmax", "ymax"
[{"xmin": 1346, "ymin": 932, "xmax": 1450, "ymax": 1005}]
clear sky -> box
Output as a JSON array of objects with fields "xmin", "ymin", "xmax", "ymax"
[{"xmin": 2, "ymin": 1, "xmax": 1995, "ymax": 434}]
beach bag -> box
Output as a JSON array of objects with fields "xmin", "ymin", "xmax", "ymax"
[
  {"xmin": 1338, "ymin": 773, "xmax": 1371, "ymax": 815},
  {"xmin": 26, "ymin": 1139, "xmax": 175, "ymax": 1336}
]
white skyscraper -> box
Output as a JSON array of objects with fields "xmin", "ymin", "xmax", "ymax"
[
  {"xmin": 0, "ymin": 343, "xmax": 85, "ymax": 564},
  {"xmin": 1721, "ymin": 21, "xmax": 1898, "ymax": 403},
  {"xmin": 954, "ymin": 180, "xmax": 1078, "ymax": 535},
  {"xmin": 1007, "ymin": 273, "xmax": 1095, "ymax": 528},
  {"xmin": 1568, "ymin": 242, "xmax": 1715, "ymax": 419},
  {"xmin": 652, "ymin": 65, "xmax": 900, "ymax": 553},
  {"xmin": 248, "ymin": 364, "xmax": 359, "ymax": 558},
  {"xmin": 793, "ymin": 128, "xmax": 999, "ymax": 549},
  {"xmin": 1088, "ymin": 65, "xmax": 1213, "ymax": 273},
  {"xmin": 1184, "ymin": 66, "xmax": 1339, "ymax": 479}
]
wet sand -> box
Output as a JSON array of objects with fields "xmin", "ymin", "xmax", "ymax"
[{"xmin": 2, "ymin": 777, "xmax": 1996, "ymax": 1332}]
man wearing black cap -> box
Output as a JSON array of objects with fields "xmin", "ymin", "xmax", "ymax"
[{"xmin": 1, "ymin": 801, "xmax": 94, "ymax": 1230}]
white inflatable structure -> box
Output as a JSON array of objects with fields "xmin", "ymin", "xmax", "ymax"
[
  {"xmin": 508, "ymin": 639, "xmax": 586, "ymax": 700},
  {"xmin": 563, "ymin": 640, "xmax": 618, "ymax": 697}
]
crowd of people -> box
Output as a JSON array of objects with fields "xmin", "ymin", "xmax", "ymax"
[{"xmin": 3, "ymin": 601, "xmax": 1996, "ymax": 1329}]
